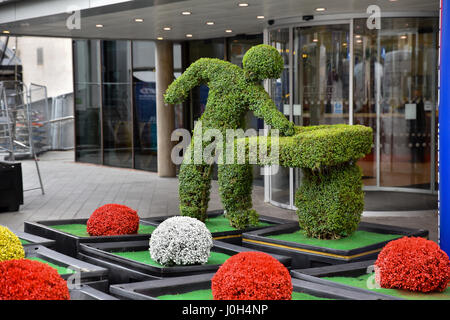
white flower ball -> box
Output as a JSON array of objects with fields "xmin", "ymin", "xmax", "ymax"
[{"xmin": 149, "ymin": 216, "xmax": 213, "ymax": 266}]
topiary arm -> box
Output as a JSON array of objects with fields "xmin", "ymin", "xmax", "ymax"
[
  {"xmin": 247, "ymin": 86, "xmax": 295, "ymax": 136},
  {"xmin": 164, "ymin": 58, "xmax": 213, "ymax": 105}
]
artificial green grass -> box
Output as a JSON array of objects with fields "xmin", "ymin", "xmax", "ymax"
[
  {"xmin": 27, "ymin": 257, "xmax": 76, "ymax": 275},
  {"xmin": 157, "ymin": 289, "xmax": 332, "ymax": 300},
  {"xmin": 266, "ymin": 230, "xmax": 401, "ymax": 251},
  {"xmin": 205, "ymin": 215, "xmax": 272, "ymax": 233},
  {"xmin": 324, "ymin": 273, "xmax": 450, "ymax": 300},
  {"xmin": 111, "ymin": 250, "xmax": 231, "ymax": 268},
  {"xmin": 19, "ymin": 239, "xmax": 30, "ymax": 245},
  {"xmin": 50, "ymin": 223, "xmax": 156, "ymax": 237},
  {"xmin": 50, "ymin": 215, "xmax": 271, "ymax": 238}
]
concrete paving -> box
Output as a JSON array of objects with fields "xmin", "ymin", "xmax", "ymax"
[{"xmin": 0, "ymin": 151, "xmax": 438, "ymax": 243}]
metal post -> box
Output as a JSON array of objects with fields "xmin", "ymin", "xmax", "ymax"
[{"xmin": 439, "ymin": 0, "xmax": 450, "ymax": 253}]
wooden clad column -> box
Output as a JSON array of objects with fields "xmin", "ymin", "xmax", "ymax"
[{"xmin": 155, "ymin": 41, "xmax": 176, "ymax": 177}]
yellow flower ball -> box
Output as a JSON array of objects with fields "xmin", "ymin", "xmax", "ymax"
[{"xmin": 0, "ymin": 226, "xmax": 25, "ymax": 262}]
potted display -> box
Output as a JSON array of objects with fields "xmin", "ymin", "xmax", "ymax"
[
  {"xmin": 24, "ymin": 203, "xmax": 157, "ymax": 257},
  {"xmin": 0, "ymin": 161, "xmax": 23, "ymax": 212},
  {"xmin": 0, "ymin": 225, "xmax": 109, "ymax": 291},
  {"xmin": 291, "ymin": 237, "xmax": 450, "ymax": 300},
  {"xmin": 78, "ymin": 216, "xmax": 290, "ymax": 284},
  {"xmin": 110, "ymin": 252, "xmax": 395, "ymax": 300}
]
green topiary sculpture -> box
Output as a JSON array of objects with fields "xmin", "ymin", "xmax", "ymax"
[
  {"xmin": 238, "ymin": 124, "xmax": 373, "ymax": 239},
  {"xmin": 165, "ymin": 44, "xmax": 295, "ymax": 229}
]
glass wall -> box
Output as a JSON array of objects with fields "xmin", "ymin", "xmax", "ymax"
[
  {"xmin": 353, "ymin": 17, "xmax": 438, "ymax": 190},
  {"xmin": 266, "ymin": 16, "xmax": 439, "ymax": 209},
  {"xmin": 74, "ymin": 39, "xmax": 183, "ymax": 172},
  {"xmin": 74, "ymin": 40, "xmax": 102, "ymax": 164},
  {"xmin": 102, "ymin": 40, "xmax": 132, "ymax": 168}
]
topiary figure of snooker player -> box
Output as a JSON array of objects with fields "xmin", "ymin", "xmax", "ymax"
[{"xmin": 164, "ymin": 44, "xmax": 295, "ymax": 229}]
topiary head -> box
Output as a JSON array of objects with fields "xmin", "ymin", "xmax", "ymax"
[{"xmin": 243, "ymin": 44, "xmax": 284, "ymax": 82}]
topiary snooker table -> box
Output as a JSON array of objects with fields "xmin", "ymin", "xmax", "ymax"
[{"xmin": 239, "ymin": 124, "xmax": 428, "ymax": 268}]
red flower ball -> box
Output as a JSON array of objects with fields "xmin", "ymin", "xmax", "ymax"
[
  {"xmin": 375, "ymin": 237, "xmax": 450, "ymax": 293},
  {"xmin": 86, "ymin": 204, "xmax": 140, "ymax": 236},
  {"xmin": 0, "ymin": 259, "xmax": 70, "ymax": 300},
  {"xmin": 211, "ymin": 251, "xmax": 292, "ymax": 300}
]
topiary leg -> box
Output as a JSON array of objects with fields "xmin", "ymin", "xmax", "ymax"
[
  {"xmin": 295, "ymin": 163, "xmax": 364, "ymax": 239},
  {"xmin": 178, "ymin": 162, "xmax": 213, "ymax": 222},
  {"xmin": 218, "ymin": 163, "xmax": 259, "ymax": 229}
]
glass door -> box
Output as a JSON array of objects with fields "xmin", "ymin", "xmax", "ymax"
[
  {"xmin": 293, "ymin": 23, "xmax": 351, "ymax": 194},
  {"xmin": 353, "ymin": 17, "xmax": 438, "ymax": 192}
]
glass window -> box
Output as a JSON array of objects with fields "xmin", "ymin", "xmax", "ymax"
[
  {"xmin": 102, "ymin": 40, "xmax": 133, "ymax": 168},
  {"xmin": 73, "ymin": 40, "xmax": 102, "ymax": 165}
]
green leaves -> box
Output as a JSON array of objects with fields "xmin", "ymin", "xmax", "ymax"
[
  {"xmin": 295, "ymin": 164, "xmax": 365, "ymax": 240},
  {"xmin": 242, "ymin": 44, "xmax": 284, "ymax": 82}
]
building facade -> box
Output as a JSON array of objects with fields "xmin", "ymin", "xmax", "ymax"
[{"xmin": 0, "ymin": 0, "xmax": 446, "ymax": 246}]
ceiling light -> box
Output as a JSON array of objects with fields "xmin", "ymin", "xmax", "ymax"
[
  {"xmin": 181, "ymin": 11, "xmax": 192, "ymax": 15},
  {"xmin": 238, "ymin": 3, "xmax": 249, "ymax": 7},
  {"xmin": 313, "ymin": 39, "xmax": 318, "ymax": 42},
  {"xmin": 186, "ymin": 34, "xmax": 193, "ymax": 38},
  {"xmin": 225, "ymin": 29, "xmax": 233, "ymax": 33},
  {"xmin": 257, "ymin": 15, "xmax": 265, "ymax": 19},
  {"xmin": 134, "ymin": 18, "xmax": 144, "ymax": 23},
  {"xmin": 2, "ymin": 30, "xmax": 10, "ymax": 34},
  {"xmin": 163, "ymin": 27, "xmax": 171, "ymax": 31},
  {"xmin": 95, "ymin": 24, "xmax": 104, "ymax": 28},
  {"xmin": 357, "ymin": 39, "xmax": 363, "ymax": 43},
  {"xmin": 206, "ymin": 21, "xmax": 215, "ymax": 25},
  {"xmin": 400, "ymin": 35, "xmax": 408, "ymax": 39},
  {"xmin": 355, "ymin": 34, "xmax": 361, "ymax": 38},
  {"xmin": 157, "ymin": 37, "xmax": 164, "ymax": 40},
  {"xmin": 315, "ymin": 7, "xmax": 326, "ymax": 12}
]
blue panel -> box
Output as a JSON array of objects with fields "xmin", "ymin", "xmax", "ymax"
[{"xmin": 440, "ymin": 0, "xmax": 450, "ymax": 254}]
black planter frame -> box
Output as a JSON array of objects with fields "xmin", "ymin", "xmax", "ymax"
[
  {"xmin": 13, "ymin": 229, "xmax": 56, "ymax": 248},
  {"xmin": 242, "ymin": 222, "xmax": 428, "ymax": 269},
  {"xmin": 141, "ymin": 210, "xmax": 297, "ymax": 245},
  {"xmin": 290, "ymin": 260, "xmax": 408, "ymax": 300},
  {"xmin": 25, "ymin": 245, "xmax": 109, "ymax": 290},
  {"xmin": 70, "ymin": 284, "xmax": 119, "ymax": 300},
  {"xmin": 24, "ymin": 218, "xmax": 157, "ymax": 257},
  {"xmin": 0, "ymin": 161, "xmax": 23, "ymax": 212},
  {"xmin": 109, "ymin": 272, "xmax": 393, "ymax": 300},
  {"xmin": 78, "ymin": 239, "xmax": 292, "ymax": 280}
]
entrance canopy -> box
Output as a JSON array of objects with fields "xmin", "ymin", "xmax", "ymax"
[{"xmin": 0, "ymin": 0, "xmax": 439, "ymax": 40}]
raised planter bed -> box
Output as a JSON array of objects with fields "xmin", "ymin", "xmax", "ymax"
[
  {"xmin": 141, "ymin": 210, "xmax": 297, "ymax": 245},
  {"xmin": 242, "ymin": 222, "xmax": 428, "ymax": 269},
  {"xmin": 291, "ymin": 260, "xmax": 450, "ymax": 300},
  {"xmin": 12, "ymin": 229, "xmax": 56, "ymax": 248},
  {"xmin": 24, "ymin": 218, "xmax": 157, "ymax": 257},
  {"xmin": 70, "ymin": 284, "xmax": 119, "ymax": 300},
  {"xmin": 78, "ymin": 240, "xmax": 292, "ymax": 281},
  {"xmin": 24, "ymin": 245, "xmax": 109, "ymax": 291},
  {"xmin": 110, "ymin": 272, "xmax": 391, "ymax": 300},
  {"xmin": 0, "ymin": 161, "xmax": 23, "ymax": 212}
]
